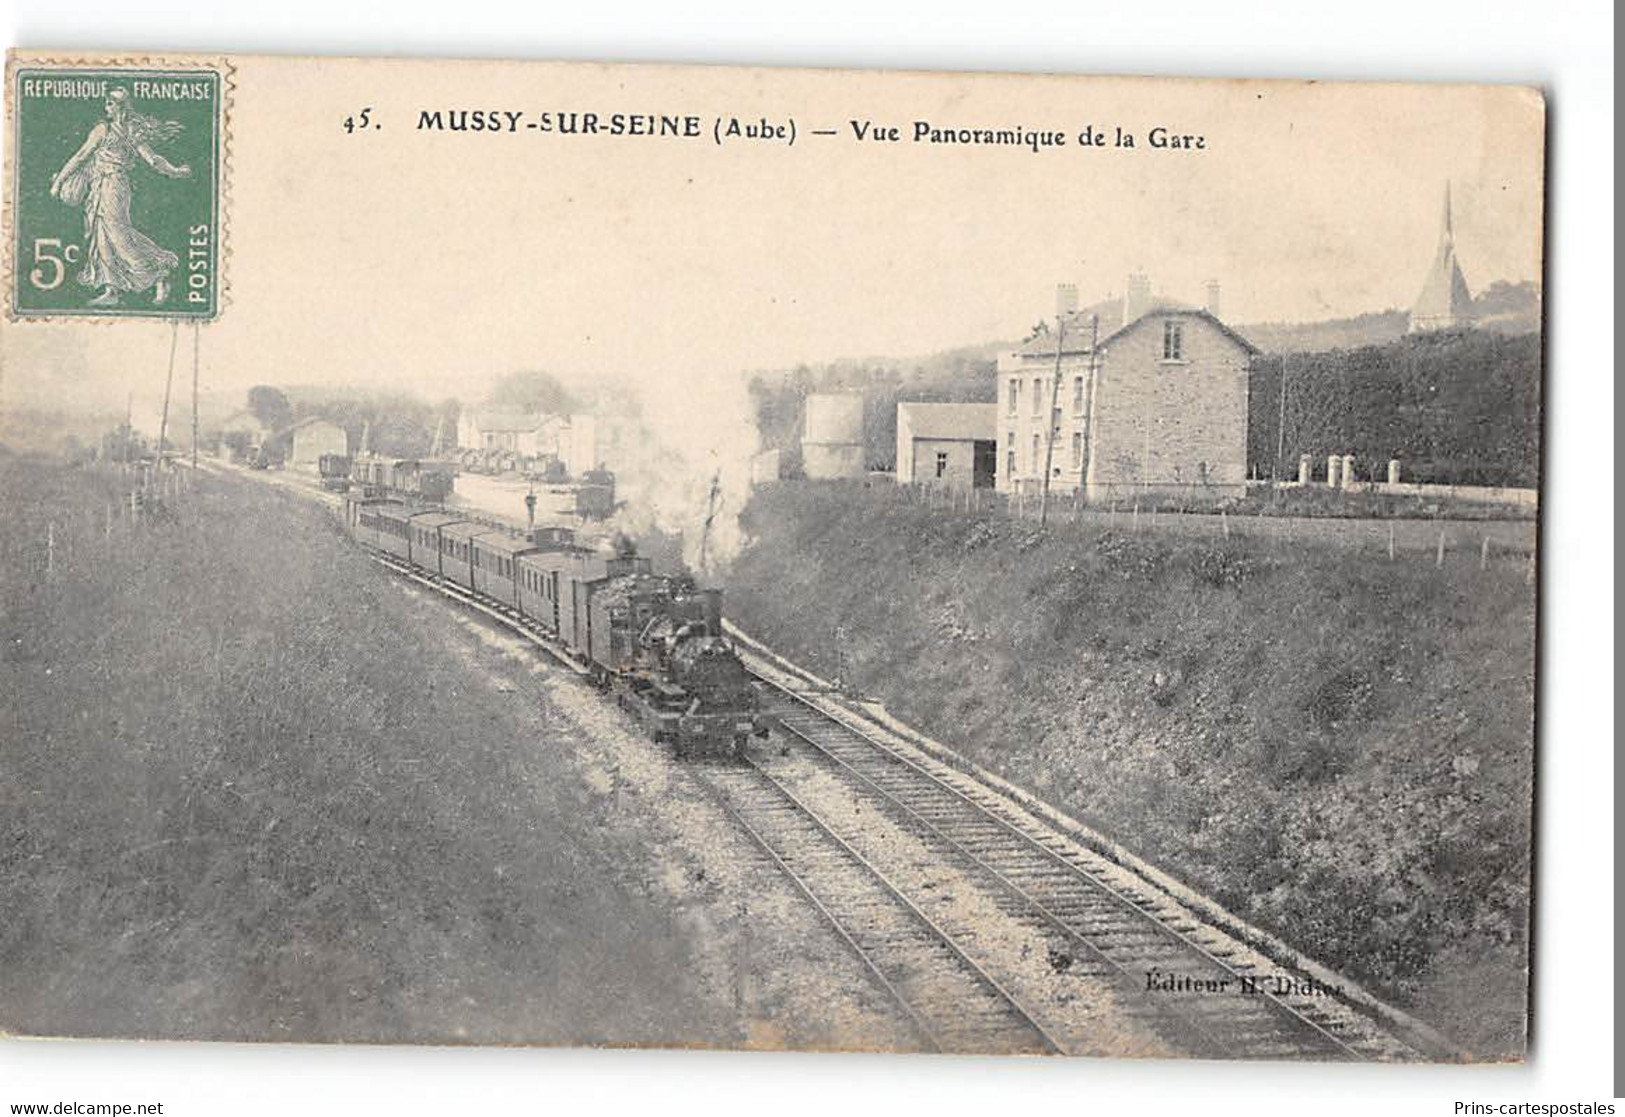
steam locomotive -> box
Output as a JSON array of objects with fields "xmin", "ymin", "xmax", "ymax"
[{"xmin": 344, "ymin": 495, "xmax": 770, "ymax": 759}]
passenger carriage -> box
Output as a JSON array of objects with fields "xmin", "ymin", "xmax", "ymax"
[
  {"xmin": 516, "ymin": 527, "xmax": 591, "ymax": 639},
  {"xmin": 345, "ymin": 495, "xmax": 404, "ymax": 550},
  {"xmin": 407, "ymin": 511, "xmax": 470, "ymax": 579},
  {"xmin": 372, "ymin": 503, "xmax": 421, "ymax": 562},
  {"xmin": 471, "ymin": 532, "xmax": 540, "ymax": 613},
  {"xmin": 436, "ymin": 520, "xmax": 486, "ymax": 592}
]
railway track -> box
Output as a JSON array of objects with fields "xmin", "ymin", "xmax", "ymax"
[
  {"xmin": 361, "ymin": 537, "xmax": 1426, "ymax": 1060},
  {"xmin": 363, "ymin": 545, "xmax": 1067, "ymax": 1054},
  {"xmin": 241, "ymin": 467, "xmax": 1439, "ymax": 1061},
  {"xmin": 700, "ymin": 761, "xmax": 1062, "ymax": 1056},
  {"xmin": 743, "ymin": 672, "xmax": 1429, "ymax": 1062}
]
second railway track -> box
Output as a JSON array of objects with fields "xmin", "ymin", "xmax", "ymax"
[
  {"xmin": 701, "ymin": 761, "xmax": 1062, "ymax": 1056},
  {"xmin": 746, "ymin": 674, "xmax": 1428, "ymax": 1061}
]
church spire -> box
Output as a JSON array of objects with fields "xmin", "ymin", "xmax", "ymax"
[{"xmin": 1409, "ymin": 181, "xmax": 1474, "ymax": 333}]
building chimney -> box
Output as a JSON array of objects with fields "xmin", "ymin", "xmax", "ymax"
[
  {"xmin": 1123, "ymin": 270, "xmax": 1152, "ymax": 324},
  {"xmin": 1055, "ymin": 282, "xmax": 1079, "ymax": 319},
  {"xmin": 1205, "ymin": 279, "xmax": 1222, "ymax": 319}
]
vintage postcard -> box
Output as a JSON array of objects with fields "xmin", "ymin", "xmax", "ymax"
[{"xmin": 0, "ymin": 52, "xmax": 1542, "ymax": 1063}]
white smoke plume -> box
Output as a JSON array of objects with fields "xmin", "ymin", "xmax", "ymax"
[{"xmin": 596, "ymin": 364, "xmax": 763, "ymax": 581}]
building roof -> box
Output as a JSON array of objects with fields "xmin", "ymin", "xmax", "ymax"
[
  {"xmin": 1013, "ymin": 301, "xmax": 1258, "ymax": 358},
  {"xmin": 1014, "ymin": 296, "xmax": 1127, "ymax": 356},
  {"xmin": 1099, "ymin": 306, "xmax": 1260, "ymax": 356},
  {"xmin": 287, "ymin": 416, "xmax": 344, "ymax": 433},
  {"xmin": 898, "ymin": 402, "xmax": 997, "ymax": 442}
]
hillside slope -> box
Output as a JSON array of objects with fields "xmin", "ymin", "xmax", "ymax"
[{"xmin": 725, "ymin": 483, "xmax": 1535, "ymax": 1058}]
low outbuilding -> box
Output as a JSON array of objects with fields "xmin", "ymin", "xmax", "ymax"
[{"xmin": 895, "ymin": 402, "xmax": 998, "ymax": 490}]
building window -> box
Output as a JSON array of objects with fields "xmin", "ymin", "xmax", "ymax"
[
  {"xmin": 1006, "ymin": 432, "xmax": 1016, "ymax": 477},
  {"xmin": 1031, "ymin": 433, "xmax": 1040, "ymax": 470},
  {"xmin": 1071, "ymin": 432, "xmax": 1083, "ymax": 469},
  {"xmin": 1163, "ymin": 318, "xmax": 1184, "ymax": 360},
  {"xmin": 935, "ymin": 451, "xmax": 948, "ymax": 479},
  {"xmin": 1031, "ymin": 378, "xmax": 1043, "ymax": 416},
  {"xmin": 1008, "ymin": 378, "xmax": 1019, "ymax": 417},
  {"xmin": 1073, "ymin": 376, "xmax": 1085, "ymax": 414}
]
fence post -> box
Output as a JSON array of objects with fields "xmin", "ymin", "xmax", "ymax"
[
  {"xmin": 46, "ymin": 521, "xmax": 55, "ymax": 580},
  {"xmin": 1388, "ymin": 521, "xmax": 1396, "ymax": 561},
  {"xmin": 1436, "ymin": 527, "xmax": 1447, "ymax": 568},
  {"xmin": 1221, "ymin": 510, "xmax": 1229, "ymax": 539},
  {"xmin": 1480, "ymin": 535, "xmax": 1491, "ymax": 571}
]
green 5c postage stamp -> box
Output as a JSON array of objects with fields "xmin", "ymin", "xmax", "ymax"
[{"xmin": 8, "ymin": 61, "xmax": 224, "ymax": 319}]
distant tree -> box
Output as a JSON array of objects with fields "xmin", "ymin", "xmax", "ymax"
[
  {"xmin": 434, "ymin": 398, "xmax": 461, "ymax": 450},
  {"xmin": 246, "ymin": 385, "xmax": 293, "ymax": 431},
  {"xmin": 1471, "ymin": 280, "xmax": 1542, "ymax": 333},
  {"xmin": 487, "ymin": 371, "xmax": 577, "ymax": 414}
]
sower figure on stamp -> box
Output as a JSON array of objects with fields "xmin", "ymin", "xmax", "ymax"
[{"xmin": 48, "ymin": 87, "xmax": 191, "ymax": 307}]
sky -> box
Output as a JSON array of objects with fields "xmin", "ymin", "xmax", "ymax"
[{"xmin": 2, "ymin": 57, "xmax": 1545, "ymax": 432}]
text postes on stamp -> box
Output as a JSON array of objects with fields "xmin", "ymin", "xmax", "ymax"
[{"xmin": 10, "ymin": 65, "xmax": 222, "ymax": 320}]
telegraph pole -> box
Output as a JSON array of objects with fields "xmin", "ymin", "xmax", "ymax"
[
  {"xmin": 1079, "ymin": 314, "xmax": 1101, "ymax": 501},
  {"xmin": 156, "ymin": 319, "xmax": 179, "ymax": 478},
  {"xmin": 1038, "ymin": 316, "xmax": 1065, "ymax": 526},
  {"xmin": 1274, "ymin": 352, "xmax": 1290, "ymax": 503}
]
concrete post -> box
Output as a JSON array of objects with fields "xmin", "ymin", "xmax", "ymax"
[
  {"xmin": 1387, "ymin": 458, "xmax": 1402, "ymax": 485},
  {"xmin": 1326, "ymin": 454, "xmax": 1342, "ymax": 489},
  {"xmin": 1341, "ymin": 454, "xmax": 1357, "ymax": 489},
  {"xmin": 1298, "ymin": 454, "xmax": 1312, "ymax": 485}
]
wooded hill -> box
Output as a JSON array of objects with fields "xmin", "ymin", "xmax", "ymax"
[{"xmin": 1236, "ymin": 281, "xmax": 1541, "ymax": 353}]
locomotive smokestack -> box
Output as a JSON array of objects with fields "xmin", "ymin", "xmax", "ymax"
[{"xmin": 700, "ymin": 588, "xmax": 724, "ymax": 637}]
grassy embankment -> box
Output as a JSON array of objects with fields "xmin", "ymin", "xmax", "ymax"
[
  {"xmin": 0, "ymin": 458, "xmax": 719, "ymax": 1044},
  {"xmin": 726, "ymin": 481, "xmax": 1535, "ymax": 1058}
]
